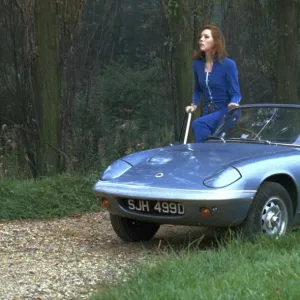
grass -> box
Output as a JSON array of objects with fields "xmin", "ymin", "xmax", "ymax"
[
  {"xmin": 0, "ymin": 174, "xmax": 100, "ymax": 220},
  {"xmin": 2, "ymin": 174, "xmax": 300, "ymax": 299},
  {"xmin": 91, "ymin": 232, "xmax": 300, "ymax": 300}
]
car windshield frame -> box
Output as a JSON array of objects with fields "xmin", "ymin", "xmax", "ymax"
[{"xmin": 210, "ymin": 104, "xmax": 300, "ymax": 147}]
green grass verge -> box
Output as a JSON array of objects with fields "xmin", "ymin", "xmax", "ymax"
[
  {"xmin": 0, "ymin": 174, "xmax": 99, "ymax": 220},
  {"xmin": 91, "ymin": 232, "xmax": 300, "ymax": 300}
]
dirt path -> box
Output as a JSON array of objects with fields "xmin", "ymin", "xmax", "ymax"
[{"xmin": 0, "ymin": 212, "xmax": 218, "ymax": 300}]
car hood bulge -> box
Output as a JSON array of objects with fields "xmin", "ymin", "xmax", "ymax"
[{"xmin": 112, "ymin": 143, "xmax": 291, "ymax": 189}]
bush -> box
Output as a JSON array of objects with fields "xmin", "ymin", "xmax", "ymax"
[
  {"xmin": 0, "ymin": 174, "xmax": 99, "ymax": 220},
  {"xmin": 72, "ymin": 59, "xmax": 173, "ymax": 172}
]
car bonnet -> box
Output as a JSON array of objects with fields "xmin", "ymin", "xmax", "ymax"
[{"xmin": 112, "ymin": 143, "xmax": 291, "ymax": 189}]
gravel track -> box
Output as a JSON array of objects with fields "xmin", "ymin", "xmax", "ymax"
[{"xmin": 0, "ymin": 212, "xmax": 216, "ymax": 299}]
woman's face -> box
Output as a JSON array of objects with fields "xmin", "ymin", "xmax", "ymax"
[{"xmin": 199, "ymin": 29, "xmax": 215, "ymax": 53}]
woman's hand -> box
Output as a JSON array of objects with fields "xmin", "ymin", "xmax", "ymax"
[
  {"xmin": 228, "ymin": 103, "xmax": 239, "ymax": 110},
  {"xmin": 185, "ymin": 104, "xmax": 197, "ymax": 113}
]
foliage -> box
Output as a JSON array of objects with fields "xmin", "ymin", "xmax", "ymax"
[
  {"xmin": 71, "ymin": 59, "xmax": 173, "ymax": 172},
  {"xmin": 91, "ymin": 232, "xmax": 300, "ymax": 299},
  {"xmin": 119, "ymin": 0, "xmax": 165, "ymax": 65},
  {"xmin": 1, "ymin": 0, "xmax": 300, "ymax": 178},
  {"xmin": 0, "ymin": 124, "xmax": 32, "ymax": 179},
  {"xmin": 0, "ymin": 0, "xmax": 170, "ymax": 178},
  {"xmin": 0, "ymin": 174, "xmax": 99, "ymax": 220}
]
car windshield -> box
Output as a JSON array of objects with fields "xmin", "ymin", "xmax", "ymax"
[{"xmin": 212, "ymin": 105, "xmax": 300, "ymax": 145}]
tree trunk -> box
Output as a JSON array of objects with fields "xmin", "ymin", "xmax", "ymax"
[
  {"xmin": 161, "ymin": 1, "xmax": 194, "ymax": 138},
  {"xmin": 160, "ymin": 0, "xmax": 214, "ymax": 139},
  {"xmin": 275, "ymin": 0, "xmax": 298, "ymax": 104},
  {"xmin": 33, "ymin": 0, "xmax": 61, "ymax": 176},
  {"xmin": 173, "ymin": 3, "xmax": 194, "ymax": 137}
]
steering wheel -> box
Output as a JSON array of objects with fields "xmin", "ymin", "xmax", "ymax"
[{"xmin": 229, "ymin": 128, "xmax": 259, "ymax": 139}]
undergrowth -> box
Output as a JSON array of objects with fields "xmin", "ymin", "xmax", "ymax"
[{"xmin": 0, "ymin": 174, "xmax": 99, "ymax": 220}]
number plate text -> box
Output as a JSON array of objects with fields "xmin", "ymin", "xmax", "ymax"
[{"xmin": 127, "ymin": 199, "xmax": 184, "ymax": 215}]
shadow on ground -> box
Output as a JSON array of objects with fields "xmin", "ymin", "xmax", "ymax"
[{"xmin": 114, "ymin": 225, "xmax": 230, "ymax": 254}]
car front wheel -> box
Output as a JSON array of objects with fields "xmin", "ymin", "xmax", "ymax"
[
  {"xmin": 110, "ymin": 214, "xmax": 160, "ymax": 242},
  {"xmin": 242, "ymin": 182, "xmax": 293, "ymax": 239}
]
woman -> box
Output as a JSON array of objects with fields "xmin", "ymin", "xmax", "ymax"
[{"xmin": 185, "ymin": 25, "xmax": 242, "ymax": 142}]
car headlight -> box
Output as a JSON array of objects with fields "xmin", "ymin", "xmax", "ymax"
[
  {"xmin": 101, "ymin": 159, "xmax": 132, "ymax": 181},
  {"xmin": 203, "ymin": 166, "xmax": 241, "ymax": 188}
]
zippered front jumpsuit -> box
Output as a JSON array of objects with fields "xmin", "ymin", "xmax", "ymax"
[{"xmin": 191, "ymin": 58, "xmax": 242, "ymax": 142}]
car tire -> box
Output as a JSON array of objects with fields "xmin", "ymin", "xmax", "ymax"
[
  {"xmin": 110, "ymin": 214, "xmax": 160, "ymax": 242},
  {"xmin": 241, "ymin": 182, "xmax": 293, "ymax": 239}
]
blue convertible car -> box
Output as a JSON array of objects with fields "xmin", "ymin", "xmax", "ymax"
[{"xmin": 93, "ymin": 104, "xmax": 300, "ymax": 241}]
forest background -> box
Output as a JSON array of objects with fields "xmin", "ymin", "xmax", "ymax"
[{"xmin": 0, "ymin": 0, "xmax": 299, "ymax": 179}]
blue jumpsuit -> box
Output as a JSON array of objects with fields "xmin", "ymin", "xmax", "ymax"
[{"xmin": 191, "ymin": 58, "xmax": 242, "ymax": 142}]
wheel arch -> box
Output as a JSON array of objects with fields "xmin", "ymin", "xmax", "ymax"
[{"xmin": 264, "ymin": 174, "xmax": 298, "ymax": 215}]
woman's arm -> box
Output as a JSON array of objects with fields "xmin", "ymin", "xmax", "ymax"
[
  {"xmin": 226, "ymin": 59, "xmax": 242, "ymax": 104},
  {"xmin": 192, "ymin": 61, "xmax": 204, "ymax": 105}
]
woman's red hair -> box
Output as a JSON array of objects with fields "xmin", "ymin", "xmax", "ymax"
[{"xmin": 193, "ymin": 25, "xmax": 228, "ymax": 62}]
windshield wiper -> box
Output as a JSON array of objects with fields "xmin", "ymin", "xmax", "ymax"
[
  {"xmin": 253, "ymin": 108, "xmax": 279, "ymax": 139},
  {"xmin": 226, "ymin": 138, "xmax": 275, "ymax": 145},
  {"xmin": 205, "ymin": 136, "xmax": 226, "ymax": 143}
]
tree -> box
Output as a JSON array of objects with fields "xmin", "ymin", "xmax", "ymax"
[
  {"xmin": 275, "ymin": 0, "xmax": 298, "ymax": 104},
  {"xmin": 33, "ymin": 0, "xmax": 86, "ymax": 177},
  {"xmin": 244, "ymin": 0, "xmax": 299, "ymax": 104},
  {"xmin": 33, "ymin": 0, "xmax": 61, "ymax": 176},
  {"xmin": 159, "ymin": 0, "xmax": 214, "ymax": 138},
  {"xmin": 0, "ymin": 0, "xmax": 38, "ymax": 177}
]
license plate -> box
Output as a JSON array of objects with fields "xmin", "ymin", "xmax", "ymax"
[{"xmin": 126, "ymin": 199, "xmax": 184, "ymax": 215}]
